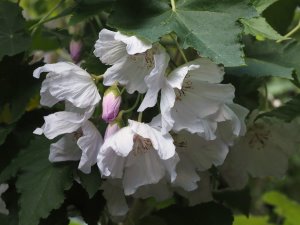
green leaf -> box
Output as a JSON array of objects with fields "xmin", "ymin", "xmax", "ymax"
[
  {"xmin": 226, "ymin": 58, "xmax": 294, "ymax": 79},
  {"xmin": 233, "ymin": 215, "xmax": 274, "ymax": 225},
  {"xmin": 258, "ymin": 94, "xmax": 300, "ymax": 121},
  {"xmin": 156, "ymin": 202, "xmax": 233, "ymax": 225},
  {"xmin": 77, "ymin": 166, "xmax": 102, "ymax": 198},
  {"xmin": 15, "ymin": 137, "xmax": 74, "ymax": 225},
  {"xmin": 263, "ymin": 191, "xmax": 300, "ymax": 225},
  {"xmin": 263, "ymin": 0, "xmax": 298, "ymax": 34},
  {"xmin": 244, "ymin": 39, "xmax": 300, "ymax": 76},
  {"xmin": 0, "ymin": 54, "xmax": 43, "ymax": 125},
  {"xmin": 252, "ymin": 0, "xmax": 280, "ymax": 13},
  {"xmin": 0, "ymin": 1, "xmax": 31, "ymax": 60},
  {"xmin": 241, "ymin": 17, "xmax": 284, "ymax": 40},
  {"xmin": 0, "ymin": 124, "xmax": 15, "ymax": 146},
  {"xmin": 108, "ymin": 0, "xmax": 257, "ymax": 66}
]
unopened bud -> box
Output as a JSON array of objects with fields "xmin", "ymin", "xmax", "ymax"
[
  {"xmin": 102, "ymin": 86, "xmax": 121, "ymax": 123},
  {"xmin": 104, "ymin": 122, "xmax": 121, "ymax": 140},
  {"xmin": 69, "ymin": 39, "xmax": 83, "ymax": 63}
]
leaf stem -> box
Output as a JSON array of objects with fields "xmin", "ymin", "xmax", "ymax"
[
  {"xmin": 122, "ymin": 94, "xmax": 141, "ymax": 114},
  {"xmin": 170, "ymin": 34, "xmax": 188, "ymax": 63},
  {"xmin": 277, "ymin": 20, "xmax": 300, "ymax": 43},
  {"xmin": 171, "ymin": 0, "xmax": 176, "ymax": 12},
  {"xmin": 30, "ymin": 0, "xmax": 66, "ymax": 33}
]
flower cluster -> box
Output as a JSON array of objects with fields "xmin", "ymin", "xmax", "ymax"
[{"xmin": 33, "ymin": 28, "xmax": 298, "ymax": 218}]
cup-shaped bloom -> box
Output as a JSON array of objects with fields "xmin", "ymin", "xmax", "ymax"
[
  {"xmin": 0, "ymin": 184, "xmax": 9, "ymax": 215},
  {"xmin": 34, "ymin": 106, "xmax": 103, "ymax": 174},
  {"xmin": 102, "ymin": 86, "xmax": 121, "ymax": 123},
  {"xmin": 69, "ymin": 39, "xmax": 83, "ymax": 63},
  {"xmin": 220, "ymin": 115, "xmax": 300, "ymax": 190},
  {"xmin": 97, "ymin": 120, "xmax": 179, "ymax": 195},
  {"xmin": 94, "ymin": 29, "xmax": 169, "ymax": 94},
  {"xmin": 159, "ymin": 58, "xmax": 248, "ymax": 140},
  {"xmin": 33, "ymin": 62, "xmax": 101, "ymax": 109}
]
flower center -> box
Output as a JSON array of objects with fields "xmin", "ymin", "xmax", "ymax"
[
  {"xmin": 247, "ymin": 124, "xmax": 271, "ymax": 150},
  {"xmin": 129, "ymin": 50, "xmax": 154, "ymax": 70},
  {"xmin": 73, "ymin": 128, "xmax": 83, "ymax": 140},
  {"xmin": 175, "ymin": 79, "xmax": 193, "ymax": 101},
  {"xmin": 132, "ymin": 134, "xmax": 153, "ymax": 155}
]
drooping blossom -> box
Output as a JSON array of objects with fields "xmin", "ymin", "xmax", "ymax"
[
  {"xmin": 220, "ymin": 115, "xmax": 300, "ymax": 190},
  {"xmin": 97, "ymin": 120, "xmax": 179, "ymax": 195},
  {"xmin": 94, "ymin": 29, "xmax": 169, "ymax": 94},
  {"xmin": 33, "ymin": 62, "xmax": 101, "ymax": 109}
]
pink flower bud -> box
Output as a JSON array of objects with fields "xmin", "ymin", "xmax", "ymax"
[
  {"xmin": 102, "ymin": 87, "xmax": 121, "ymax": 123},
  {"xmin": 69, "ymin": 39, "xmax": 83, "ymax": 63},
  {"xmin": 104, "ymin": 122, "xmax": 121, "ymax": 140}
]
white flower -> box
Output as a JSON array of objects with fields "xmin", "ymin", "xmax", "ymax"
[
  {"xmin": 101, "ymin": 179, "xmax": 129, "ymax": 217},
  {"xmin": 34, "ymin": 106, "xmax": 103, "ymax": 174},
  {"xmin": 33, "ymin": 62, "xmax": 101, "ymax": 109},
  {"xmin": 160, "ymin": 58, "xmax": 247, "ymax": 140},
  {"xmin": 175, "ymin": 172, "xmax": 213, "ymax": 206},
  {"xmin": 0, "ymin": 184, "xmax": 9, "ymax": 215},
  {"xmin": 133, "ymin": 179, "xmax": 173, "ymax": 201},
  {"xmin": 97, "ymin": 120, "xmax": 179, "ymax": 195},
  {"xmin": 172, "ymin": 131, "xmax": 228, "ymax": 191},
  {"xmin": 220, "ymin": 116, "xmax": 300, "ymax": 190},
  {"xmin": 94, "ymin": 29, "xmax": 169, "ymax": 94}
]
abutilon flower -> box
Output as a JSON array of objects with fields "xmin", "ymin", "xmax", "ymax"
[
  {"xmin": 34, "ymin": 106, "xmax": 103, "ymax": 174},
  {"xmin": 171, "ymin": 131, "xmax": 228, "ymax": 191},
  {"xmin": 0, "ymin": 184, "xmax": 9, "ymax": 215},
  {"xmin": 33, "ymin": 62, "xmax": 101, "ymax": 109},
  {"xmin": 97, "ymin": 120, "xmax": 179, "ymax": 195},
  {"xmin": 102, "ymin": 85, "xmax": 122, "ymax": 123},
  {"xmin": 93, "ymin": 29, "xmax": 169, "ymax": 94},
  {"xmin": 220, "ymin": 115, "xmax": 300, "ymax": 190},
  {"xmin": 69, "ymin": 39, "xmax": 83, "ymax": 63},
  {"xmin": 160, "ymin": 58, "xmax": 248, "ymax": 140}
]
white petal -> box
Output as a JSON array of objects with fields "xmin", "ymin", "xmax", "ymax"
[
  {"xmin": 103, "ymin": 56, "xmax": 150, "ymax": 94},
  {"xmin": 49, "ymin": 134, "xmax": 81, "ymax": 162},
  {"xmin": 114, "ymin": 32, "xmax": 152, "ymax": 55},
  {"xmin": 77, "ymin": 121, "xmax": 103, "ymax": 174},
  {"xmin": 101, "ymin": 180, "xmax": 129, "ymax": 216},
  {"xmin": 94, "ymin": 29, "xmax": 127, "ymax": 65},
  {"xmin": 34, "ymin": 62, "xmax": 100, "ymax": 108},
  {"xmin": 138, "ymin": 46, "xmax": 169, "ymax": 112},
  {"xmin": 176, "ymin": 172, "xmax": 213, "ymax": 206},
  {"xmin": 123, "ymin": 150, "xmax": 166, "ymax": 195},
  {"xmin": 128, "ymin": 120, "xmax": 176, "ymax": 160},
  {"xmin": 172, "ymin": 154, "xmax": 200, "ymax": 191},
  {"xmin": 160, "ymin": 83, "xmax": 176, "ymax": 134},
  {"xmin": 101, "ymin": 127, "xmax": 134, "ymax": 157},
  {"xmin": 167, "ymin": 64, "xmax": 200, "ymax": 89},
  {"xmin": 184, "ymin": 58, "xmax": 224, "ymax": 83},
  {"xmin": 97, "ymin": 149, "xmax": 125, "ymax": 178},
  {"xmin": 35, "ymin": 111, "xmax": 87, "ymax": 139},
  {"xmin": 134, "ymin": 179, "xmax": 172, "ymax": 201}
]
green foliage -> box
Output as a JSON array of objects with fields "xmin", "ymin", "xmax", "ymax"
[
  {"xmin": 263, "ymin": 191, "xmax": 300, "ymax": 225},
  {"xmin": 15, "ymin": 137, "xmax": 74, "ymax": 225},
  {"xmin": 252, "ymin": 0, "xmax": 280, "ymax": 13},
  {"xmin": 241, "ymin": 17, "xmax": 284, "ymax": 40},
  {"xmin": 226, "ymin": 58, "xmax": 294, "ymax": 79},
  {"xmin": 77, "ymin": 167, "xmax": 102, "ymax": 198},
  {"xmin": 108, "ymin": 0, "xmax": 257, "ymax": 66},
  {"xmin": 233, "ymin": 215, "xmax": 274, "ymax": 225},
  {"xmin": 0, "ymin": 1, "xmax": 31, "ymax": 60},
  {"xmin": 258, "ymin": 94, "xmax": 300, "ymax": 121}
]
